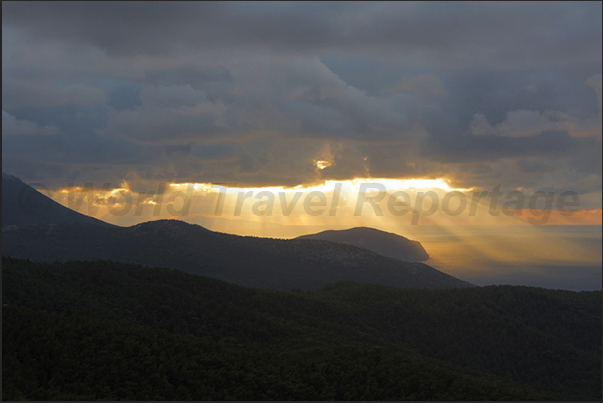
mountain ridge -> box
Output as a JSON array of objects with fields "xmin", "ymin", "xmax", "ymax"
[
  {"xmin": 2, "ymin": 174, "xmax": 470, "ymax": 291},
  {"xmin": 296, "ymin": 226, "xmax": 430, "ymax": 262},
  {"xmin": 2, "ymin": 173, "xmax": 115, "ymax": 228},
  {"xmin": 2, "ymin": 219, "xmax": 472, "ymax": 291}
]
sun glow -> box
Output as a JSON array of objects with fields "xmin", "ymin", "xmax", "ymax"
[
  {"xmin": 167, "ymin": 177, "xmax": 471, "ymax": 194},
  {"xmin": 314, "ymin": 160, "xmax": 332, "ymax": 170},
  {"xmin": 349, "ymin": 178, "xmax": 471, "ymax": 192},
  {"xmin": 50, "ymin": 176, "xmax": 600, "ymax": 234}
]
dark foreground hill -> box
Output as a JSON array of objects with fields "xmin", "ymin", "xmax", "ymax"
[
  {"xmin": 3, "ymin": 257, "xmax": 601, "ymax": 400},
  {"xmin": 2, "ymin": 219, "xmax": 470, "ymax": 291},
  {"xmin": 296, "ymin": 226, "xmax": 430, "ymax": 261},
  {"xmin": 2, "ymin": 173, "xmax": 113, "ymax": 228}
]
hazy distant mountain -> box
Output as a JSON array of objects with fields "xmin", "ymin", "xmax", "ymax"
[
  {"xmin": 296, "ymin": 227, "xmax": 429, "ymax": 262},
  {"xmin": 2, "ymin": 178, "xmax": 469, "ymax": 290},
  {"xmin": 2, "ymin": 219, "xmax": 471, "ymax": 291},
  {"xmin": 2, "ymin": 173, "xmax": 114, "ymax": 228}
]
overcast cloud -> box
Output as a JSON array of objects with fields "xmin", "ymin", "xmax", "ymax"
[{"xmin": 2, "ymin": 1, "xmax": 601, "ymax": 207}]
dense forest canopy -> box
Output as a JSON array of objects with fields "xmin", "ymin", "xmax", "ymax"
[{"xmin": 3, "ymin": 257, "xmax": 601, "ymax": 400}]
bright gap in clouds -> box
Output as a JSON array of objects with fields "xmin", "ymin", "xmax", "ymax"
[
  {"xmin": 51, "ymin": 176, "xmax": 601, "ymax": 231},
  {"xmin": 168, "ymin": 177, "xmax": 471, "ymax": 193}
]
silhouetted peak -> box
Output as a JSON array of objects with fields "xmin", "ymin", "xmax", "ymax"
[
  {"xmin": 296, "ymin": 226, "xmax": 430, "ymax": 262},
  {"xmin": 2, "ymin": 173, "xmax": 115, "ymax": 228},
  {"xmin": 2, "ymin": 172, "xmax": 21, "ymax": 182},
  {"xmin": 126, "ymin": 219, "xmax": 211, "ymax": 235}
]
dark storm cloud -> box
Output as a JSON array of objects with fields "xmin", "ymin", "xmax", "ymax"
[
  {"xmin": 6, "ymin": 104, "xmax": 111, "ymax": 137},
  {"xmin": 1, "ymin": 1, "xmax": 601, "ymax": 198},
  {"xmin": 422, "ymin": 131, "xmax": 577, "ymax": 163},
  {"xmin": 146, "ymin": 66, "xmax": 232, "ymax": 90},
  {"xmin": 191, "ymin": 143, "xmax": 236, "ymax": 161},
  {"xmin": 108, "ymin": 86, "xmax": 142, "ymax": 110},
  {"xmin": 3, "ymin": 2, "xmax": 601, "ymax": 67}
]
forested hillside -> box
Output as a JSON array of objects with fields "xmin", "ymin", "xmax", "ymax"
[{"xmin": 3, "ymin": 257, "xmax": 600, "ymax": 400}]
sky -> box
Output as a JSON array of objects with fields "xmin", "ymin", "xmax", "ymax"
[{"xmin": 2, "ymin": 1, "xmax": 602, "ymax": 231}]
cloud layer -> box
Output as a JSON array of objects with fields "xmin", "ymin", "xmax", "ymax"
[{"xmin": 2, "ymin": 1, "xmax": 601, "ymax": 209}]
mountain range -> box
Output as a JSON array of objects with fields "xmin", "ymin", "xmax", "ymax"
[
  {"xmin": 2, "ymin": 220, "xmax": 470, "ymax": 290},
  {"xmin": 1, "ymin": 173, "xmax": 470, "ymax": 290}
]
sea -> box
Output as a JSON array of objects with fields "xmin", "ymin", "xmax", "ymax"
[{"xmin": 401, "ymin": 225, "xmax": 602, "ymax": 291}]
